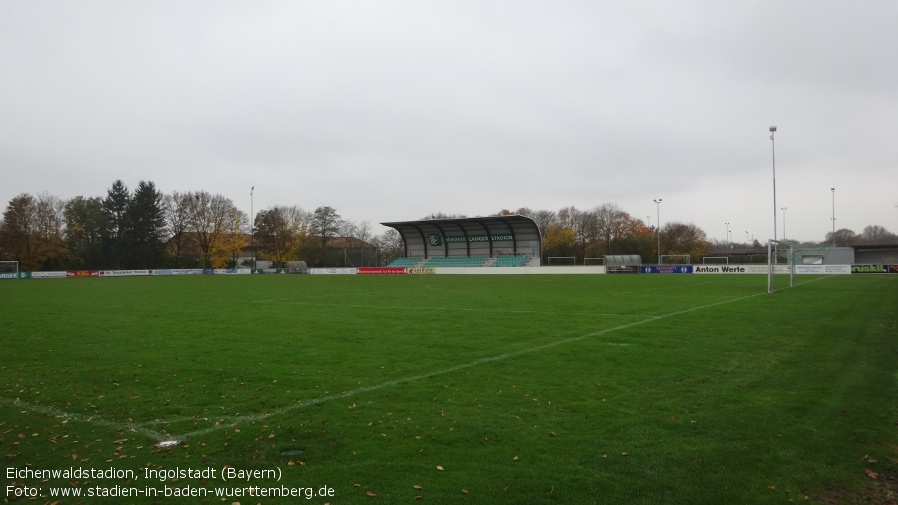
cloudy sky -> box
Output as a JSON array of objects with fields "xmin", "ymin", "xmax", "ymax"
[{"xmin": 2, "ymin": 0, "xmax": 896, "ymax": 243}]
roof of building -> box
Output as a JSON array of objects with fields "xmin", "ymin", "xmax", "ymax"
[{"xmin": 381, "ymin": 215, "xmax": 542, "ymax": 258}]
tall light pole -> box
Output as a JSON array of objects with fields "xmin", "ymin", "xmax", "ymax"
[
  {"xmin": 250, "ymin": 186, "xmax": 255, "ymax": 271},
  {"xmin": 831, "ymin": 187, "xmax": 836, "ymax": 246},
  {"xmin": 654, "ymin": 199, "xmax": 662, "ymax": 264},
  {"xmin": 781, "ymin": 207, "xmax": 787, "ymax": 241},
  {"xmin": 725, "ymin": 222, "xmax": 730, "ymax": 246},
  {"xmin": 770, "ymin": 126, "xmax": 778, "ymax": 241},
  {"xmin": 745, "ymin": 231, "xmax": 749, "ymax": 244}
]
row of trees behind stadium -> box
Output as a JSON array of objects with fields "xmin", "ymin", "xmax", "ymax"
[{"xmin": 1, "ymin": 180, "xmax": 895, "ymax": 271}]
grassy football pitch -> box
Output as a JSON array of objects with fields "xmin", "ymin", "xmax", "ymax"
[{"xmin": 2, "ymin": 274, "xmax": 897, "ymax": 504}]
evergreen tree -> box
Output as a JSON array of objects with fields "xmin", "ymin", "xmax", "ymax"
[
  {"xmin": 126, "ymin": 181, "xmax": 166, "ymax": 268},
  {"xmin": 102, "ymin": 180, "xmax": 131, "ymax": 269}
]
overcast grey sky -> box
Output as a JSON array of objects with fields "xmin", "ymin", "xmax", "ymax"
[{"xmin": 2, "ymin": 0, "xmax": 896, "ymax": 243}]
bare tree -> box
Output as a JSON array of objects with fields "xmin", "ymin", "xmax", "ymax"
[
  {"xmin": 312, "ymin": 206, "xmax": 342, "ymax": 248},
  {"xmin": 860, "ymin": 225, "xmax": 896, "ymax": 245},
  {"xmin": 524, "ymin": 209, "xmax": 556, "ymax": 237},
  {"xmin": 255, "ymin": 205, "xmax": 310, "ymax": 266},
  {"xmin": 594, "ymin": 203, "xmax": 631, "ymax": 254},
  {"xmin": 35, "ymin": 192, "xmax": 66, "ymax": 241},
  {"xmin": 163, "ymin": 192, "xmax": 192, "ymax": 267},
  {"xmin": 184, "ymin": 191, "xmax": 246, "ymax": 268},
  {"xmin": 825, "ymin": 228, "xmax": 858, "ymax": 247},
  {"xmin": 373, "ymin": 228, "xmax": 404, "ymax": 265}
]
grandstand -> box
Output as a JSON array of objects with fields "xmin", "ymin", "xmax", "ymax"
[
  {"xmin": 386, "ymin": 256, "xmax": 421, "ymax": 268},
  {"xmin": 382, "ymin": 215, "xmax": 541, "ymax": 268}
]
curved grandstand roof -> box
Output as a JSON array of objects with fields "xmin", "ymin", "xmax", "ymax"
[{"xmin": 381, "ymin": 215, "xmax": 542, "ymax": 259}]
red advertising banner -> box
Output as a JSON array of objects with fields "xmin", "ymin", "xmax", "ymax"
[
  {"xmin": 66, "ymin": 270, "xmax": 100, "ymax": 278},
  {"xmin": 357, "ymin": 267, "xmax": 408, "ymax": 275}
]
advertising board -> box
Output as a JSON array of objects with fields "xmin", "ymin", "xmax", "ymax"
[
  {"xmin": 357, "ymin": 267, "xmax": 408, "ymax": 274},
  {"xmin": 100, "ymin": 270, "xmax": 149, "ymax": 277},
  {"xmin": 31, "ymin": 271, "xmax": 67, "ymax": 278},
  {"xmin": 641, "ymin": 265, "xmax": 694, "ymax": 274},
  {"xmin": 793, "ymin": 265, "xmax": 851, "ymax": 275},
  {"xmin": 309, "ymin": 268, "xmax": 358, "ymax": 275},
  {"xmin": 852, "ymin": 264, "xmax": 887, "ymax": 274},
  {"xmin": 66, "ymin": 270, "xmax": 99, "ymax": 278}
]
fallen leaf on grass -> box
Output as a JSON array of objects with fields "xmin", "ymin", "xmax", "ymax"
[
  {"xmin": 436, "ymin": 466, "xmax": 444, "ymax": 471},
  {"xmin": 413, "ymin": 485, "xmax": 422, "ymax": 490},
  {"xmin": 366, "ymin": 490, "xmax": 377, "ymax": 496},
  {"xmin": 866, "ymin": 469, "xmax": 879, "ymax": 480},
  {"xmin": 461, "ymin": 489, "xmax": 468, "ymax": 494}
]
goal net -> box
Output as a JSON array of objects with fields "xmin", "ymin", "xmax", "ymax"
[
  {"xmin": 767, "ymin": 240, "xmax": 794, "ymax": 293},
  {"xmin": 0, "ymin": 261, "xmax": 19, "ymax": 280},
  {"xmin": 660, "ymin": 254, "xmax": 690, "ymax": 265}
]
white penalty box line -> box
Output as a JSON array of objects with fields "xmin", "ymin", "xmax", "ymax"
[{"xmin": 1, "ymin": 290, "xmax": 770, "ymax": 444}]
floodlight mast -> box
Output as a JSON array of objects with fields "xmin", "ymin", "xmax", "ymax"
[
  {"xmin": 251, "ymin": 186, "xmax": 255, "ymax": 272},
  {"xmin": 831, "ymin": 187, "xmax": 836, "ymax": 246},
  {"xmin": 653, "ymin": 199, "xmax": 662, "ymax": 264},
  {"xmin": 770, "ymin": 126, "xmax": 778, "ymax": 241}
]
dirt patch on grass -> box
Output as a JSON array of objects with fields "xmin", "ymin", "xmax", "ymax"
[{"xmin": 818, "ymin": 474, "xmax": 898, "ymax": 505}]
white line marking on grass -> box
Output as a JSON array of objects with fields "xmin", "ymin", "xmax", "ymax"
[
  {"xmin": 253, "ymin": 299, "xmax": 651, "ymax": 320},
  {"xmin": 172, "ymin": 290, "xmax": 768, "ymax": 441},
  {"xmin": 611, "ymin": 280, "xmax": 716, "ymax": 295},
  {"xmin": 0, "ymin": 397, "xmax": 170, "ymax": 442}
]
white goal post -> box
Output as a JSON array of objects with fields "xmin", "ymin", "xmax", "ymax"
[
  {"xmin": 548, "ymin": 256, "xmax": 576, "ymax": 266},
  {"xmin": 767, "ymin": 239, "xmax": 794, "ymax": 293},
  {"xmin": 0, "ymin": 261, "xmax": 19, "ymax": 279}
]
